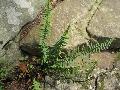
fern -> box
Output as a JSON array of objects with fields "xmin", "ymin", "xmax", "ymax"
[
  {"xmin": 0, "ymin": 0, "xmax": 115, "ymax": 89},
  {"xmin": 56, "ymin": 38, "xmax": 114, "ymax": 80},
  {"xmin": 53, "ymin": 25, "xmax": 70, "ymax": 48},
  {"xmin": 0, "ymin": 85, "xmax": 3, "ymax": 90},
  {"xmin": 48, "ymin": 25, "xmax": 70, "ymax": 66},
  {"xmin": 38, "ymin": 0, "xmax": 70, "ymax": 70},
  {"xmin": 66, "ymin": 38, "xmax": 115, "ymax": 61},
  {"xmin": 40, "ymin": 0, "xmax": 51, "ymax": 44},
  {"xmin": 37, "ymin": 0, "xmax": 79, "ymax": 78},
  {"xmin": 38, "ymin": 0, "xmax": 114, "ymax": 77},
  {"xmin": 81, "ymin": 38, "xmax": 114, "ymax": 55},
  {"xmin": 39, "ymin": 0, "xmax": 52, "ymax": 64},
  {"xmin": 34, "ymin": 0, "xmax": 114, "ymax": 87}
]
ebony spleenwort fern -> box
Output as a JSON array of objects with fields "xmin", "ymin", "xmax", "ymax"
[
  {"xmin": 67, "ymin": 38, "xmax": 114, "ymax": 61},
  {"xmin": 39, "ymin": 0, "xmax": 51, "ymax": 64},
  {"xmin": 39, "ymin": 0, "xmax": 70, "ymax": 65},
  {"xmin": 49, "ymin": 25, "xmax": 70, "ymax": 66},
  {"xmin": 37, "ymin": 0, "xmax": 81, "ymax": 81},
  {"xmin": 37, "ymin": 0, "xmax": 114, "ymax": 86},
  {"xmin": 81, "ymin": 38, "xmax": 114, "ymax": 55},
  {"xmin": 40, "ymin": 0, "xmax": 51, "ymax": 43}
]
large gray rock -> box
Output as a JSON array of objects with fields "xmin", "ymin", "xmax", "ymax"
[
  {"xmin": 0, "ymin": 0, "xmax": 45, "ymax": 76},
  {"xmin": 0, "ymin": 0, "xmax": 45, "ymax": 50}
]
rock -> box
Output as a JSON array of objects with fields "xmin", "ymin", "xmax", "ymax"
[
  {"xmin": 0, "ymin": 0, "xmax": 45, "ymax": 50},
  {"xmin": 87, "ymin": 0, "xmax": 120, "ymax": 49},
  {"xmin": 19, "ymin": 0, "xmax": 104, "ymax": 49},
  {"xmin": 104, "ymin": 75, "xmax": 119, "ymax": 90},
  {"xmin": 90, "ymin": 52, "xmax": 116, "ymax": 69},
  {"xmin": 46, "ymin": 0, "xmax": 91, "ymax": 48},
  {"xmin": 0, "ymin": 0, "xmax": 46, "ymax": 77},
  {"xmin": 91, "ymin": 68, "xmax": 120, "ymax": 90}
]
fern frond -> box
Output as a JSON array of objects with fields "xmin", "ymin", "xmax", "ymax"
[
  {"xmin": 39, "ymin": 0, "xmax": 52, "ymax": 64},
  {"xmin": 40, "ymin": 0, "xmax": 52, "ymax": 45},
  {"xmin": 53, "ymin": 25, "xmax": 70, "ymax": 48},
  {"xmin": 81, "ymin": 38, "xmax": 114, "ymax": 55},
  {"xmin": 49, "ymin": 65, "xmax": 80, "ymax": 77},
  {"xmin": 37, "ymin": 0, "xmax": 115, "ymax": 83},
  {"xmin": 48, "ymin": 25, "xmax": 70, "ymax": 66},
  {"xmin": 67, "ymin": 38, "xmax": 114, "ymax": 60}
]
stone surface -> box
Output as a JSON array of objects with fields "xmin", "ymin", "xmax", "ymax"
[
  {"xmin": 104, "ymin": 74, "xmax": 120, "ymax": 90},
  {"xmin": 90, "ymin": 52, "xmax": 116, "ymax": 69},
  {"xmin": 0, "ymin": 0, "xmax": 45, "ymax": 77},
  {"xmin": 18, "ymin": 0, "xmax": 120, "ymax": 53},
  {"xmin": 88, "ymin": 0, "xmax": 120, "ymax": 38},
  {"xmin": 0, "ymin": 0, "xmax": 45, "ymax": 50},
  {"xmin": 19, "ymin": 0, "xmax": 104, "ymax": 49},
  {"xmin": 87, "ymin": 0, "xmax": 120, "ymax": 48}
]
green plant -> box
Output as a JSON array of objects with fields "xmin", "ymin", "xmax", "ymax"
[
  {"xmin": 27, "ymin": 0, "xmax": 115, "ymax": 89},
  {"xmin": 0, "ymin": 63, "xmax": 5, "ymax": 90},
  {"xmin": 0, "ymin": 58, "xmax": 16, "ymax": 90},
  {"xmin": 32, "ymin": 79, "xmax": 42, "ymax": 90},
  {"xmin": 34, "ymin": 0, "xmax": 114, "ymax": 79},
  {"xmin": 0, "ymin": 59, "xmax": 10, "ymax": 79},
  {"xmin": 0, "ymin": 81, "xmax": 4, "ymax": 90},
  {"xmin": 70, "ymin": 38, "xmax": 114, "ymax": 59},
  {"xmin": 38, "ymin": 0, "xmax": 73, "ymax": 77},
  {"xmin": 0, "ymin": 0, "xmax": 115, "ymax": 90}
]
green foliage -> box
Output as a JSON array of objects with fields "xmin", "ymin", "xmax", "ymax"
[
  {"xmin": 0, "ymin": 0, "xmax": 115, "ymax": 89},
  {"xmin": 32, "ymin": 79, "xmax": 42, "ymax": 90},
  {"xmin": 40, "ymin": 0, "xmax": 51, "ymax": 45},
  {"xmin": 0, "ymin": 82, "xmax": 4, "ymax": 90},
  {"xmin": 39, "ymin": 0, "xmax": 52, "ymax": 64},
  {"xmin": 66, "ymin": 38, "xmax": 114, "ymax": 61},
  {"xmin": 0, "ymin": 66, "xmax": 8, "ymax": 79},
  {"xmin": 38, "ymin": 24, "xmax": 71, "ymax": 75},
  {"xmin": 81, "ymin": 38, "xmax": 114, "ymax": 55},
  {"xmin": 36, "ymin": 0, "xmax": 114, "ymax": 81},
  {"xmin": 38, "ymin": 0, "xmax": 72, "ymax": 76},
  {"xmin": 20, "ymin": 1, "xmax": 115, "ymax": 90},
  {"xmin": 0, "ymin": 60, "xmax": 9, "ymax": 90},
  {"xmin": 0, "ymin": 59, "xmax": 10, "ymax": 79},
  {"xmin": 0, "ymin": 59, "xmax": 14, "ymax": 90}
]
